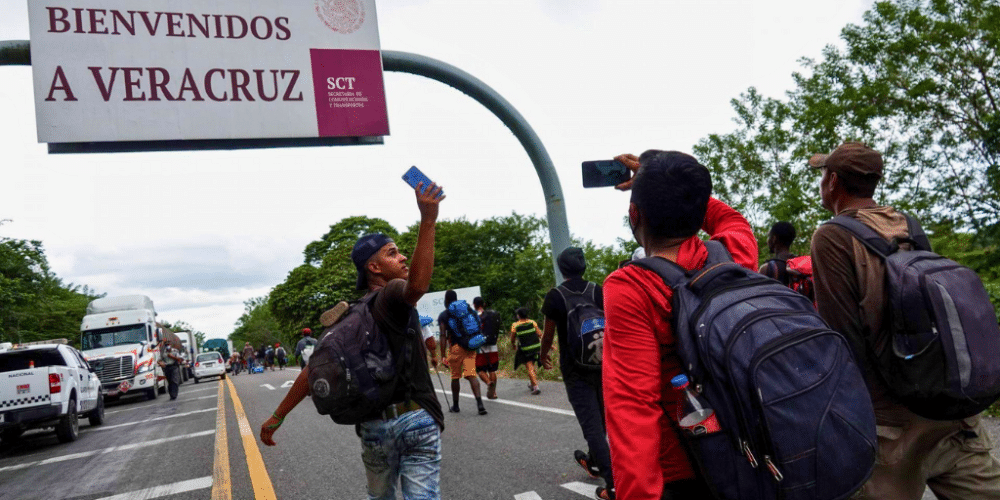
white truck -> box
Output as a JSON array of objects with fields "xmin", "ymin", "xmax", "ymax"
[
  {"xmin": 80, "ymin": 295, "xmax": 166, "ymax": 400},
  {"xmin": 0, "ymin": 340, "xmax": 105, "ymax": 444}
]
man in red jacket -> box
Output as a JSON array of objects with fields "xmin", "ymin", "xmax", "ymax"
[{"xmin": 603, "ymin": 150, "xmax": 758, "ymax": 500}]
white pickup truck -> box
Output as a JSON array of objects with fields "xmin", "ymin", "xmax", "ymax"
[{"xmin": 0, "ymin": 341, "xmax": 105, "ymax": 444}]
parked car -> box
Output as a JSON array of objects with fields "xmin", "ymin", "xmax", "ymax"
[
  {"xmin": 192, "ymin": 352, "xmax": 226, "ymax": 383},
  {"xmin": 0, "ymin": 340, "xmax": 105, "ymax": 444}
]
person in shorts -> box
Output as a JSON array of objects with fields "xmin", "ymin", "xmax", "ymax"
[
  {"xmin": 473, "ymin": 297, "xmax": 501, "ymax": 399},
  {"xmin": 440, "ymin": 290, "xmax": 487, "ymax": 415},
  {"xmin": 510, "ymin": 308, "xmax": 541, "ymax": 395}
]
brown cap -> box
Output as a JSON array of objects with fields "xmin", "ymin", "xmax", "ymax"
[{"xmin": 808, "ymin": 142, "xmax": 883, "ymax": 179}]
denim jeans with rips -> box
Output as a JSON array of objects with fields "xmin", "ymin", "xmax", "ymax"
[{"xmin": 358, "ymin": 408, "xmax": 442, "ymax": 500}]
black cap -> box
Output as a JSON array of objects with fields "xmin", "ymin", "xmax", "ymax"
[
  {"xmin": 351, "ymin": 233, "xmax": 394, "ymax": 290},
  {"xmin": 558, "ymin": 247, "xmax": 587, "ymax": 278}
]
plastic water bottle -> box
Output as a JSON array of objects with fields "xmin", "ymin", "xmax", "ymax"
[{"xmin": 671, "ymin": 374, "xmax": 722, "ymax": 436}]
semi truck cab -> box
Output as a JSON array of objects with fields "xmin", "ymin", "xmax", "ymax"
[{"xmin": 80, "ymin": 295, "xmax": 165, "ymax": 400}]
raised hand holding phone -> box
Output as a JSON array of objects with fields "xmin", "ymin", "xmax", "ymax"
[{"xmin": 402, "ymin": 166, "xmax": 443, "ymax": 198}]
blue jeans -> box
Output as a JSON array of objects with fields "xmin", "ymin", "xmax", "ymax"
[{"xmin": 358, "ymin": 408, "xmax": 441, "ymax": 500}]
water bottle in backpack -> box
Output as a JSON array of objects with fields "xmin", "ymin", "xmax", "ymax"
[{"xmin": 671, "ymin": 374, "xmax": 721, "ymax": 436}]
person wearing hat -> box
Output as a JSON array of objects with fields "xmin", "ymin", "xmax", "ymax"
[
  {"xmin": 261, "ymin": 180, "xmax": 446, "ymax": 500},
  {"xmin": 241, "ymin": 342, "xmax": 256, "ymax": 374},
  {"xmin": 540, "ymin": 246, "xmax": 616, "ymax": 499},
  {"xmin": 294, "ymin": 328, "xmax": 316, "ymax": 369},
  {"xmin": 274, "ymin": 343, "xmax": 287, "ymax": 370},
  {"xmin": 810, "ymin": 141, "xmax": 1000, "ymax": 499}
]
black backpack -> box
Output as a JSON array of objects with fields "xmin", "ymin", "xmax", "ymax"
[
  {"xmin": 631, "ymin": 241, "xmax": 876, "ymax": 500},
  {"xmin": 825, "ymin": 214, "xmax": 1000, "ymax": 420},
  {"xmin": 307, "ymin": 292, "xmax": 401, "ymax": 425},
  {"xmin": 479, "ymin": 309, "xmax": 501, "ymax": 346},
  {"xmin": 555, "ymin": 282, "xmax": 605, "ymax": 371}
]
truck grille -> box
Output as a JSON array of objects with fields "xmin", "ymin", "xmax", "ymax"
[{"xmin": 92, "ymin": 355, "xmax": 134, "ymax": 383}]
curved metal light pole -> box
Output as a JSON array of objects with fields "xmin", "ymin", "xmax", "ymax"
[
  {"xmin": 1, "ymin": 42, "xmax": 571, "ymax": 282},
  {"xmin": 381, "ymin": 51, "xmax": 570, "ymax": 283}
]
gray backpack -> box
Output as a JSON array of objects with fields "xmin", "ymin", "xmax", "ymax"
[
  {"xmin": 307, "ymin": 293, "xmax": 400, "ymax": 425},
  {"xmin": 825, "ymin": 214, "xmax": 1000, "ymax": 420}
]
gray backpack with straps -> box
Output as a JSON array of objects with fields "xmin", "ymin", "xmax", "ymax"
[{"xmin": 824, "ymin": 214, "xmax": 1000, "ymax": 420}]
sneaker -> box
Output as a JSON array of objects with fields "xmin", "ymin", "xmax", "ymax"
[
  {"xmin": 596, "ymin": 486, "xmax": 616, "ymax": 500},
  {"xmin": 449, "ymin": 406, "xmax": 460, "ymax": 413},
  {"xmin": 531, "ymin": 386, "xmax": 541, "ymax": 395},
  {"xmin": 574, "ymin": 450, "xmax": 600, "ymax": 479},
  {"xmin": 477, "ymin": 405, "xmax": 488, "ymax": 416}
]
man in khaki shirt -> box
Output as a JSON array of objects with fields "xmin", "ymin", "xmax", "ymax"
[{"xmin": 810, "ymin": 142, "xmax": 1000, "ymax": 499}]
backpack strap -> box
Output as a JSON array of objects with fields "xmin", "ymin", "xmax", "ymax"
[
  {"xmin": 704, "ymin": 240, "xmax": 734, "ymax": 265},
  {"xmin": 903, "ymin": 213, "xmax": 933, "ymax": 252},
  {"xmin": 628, "ymin": 256, "xmax": 689, "ymax": 288},
  {"xmin": 823, "ymin": 215, "xmax": 895, "ymax": 258}
]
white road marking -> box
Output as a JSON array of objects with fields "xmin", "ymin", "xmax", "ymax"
[
  {"xmin": 92, "ymin": 476, "xmax": 212, "ymax": 500},
  {"xmin": 561, "ymin": 482, "xmax": 599, "ymax": 499},
  {"xmin": 514, "ymin": 492, "xmax": 544, "ymax": 500},
  {"xmin": 183, "ymin": 385, "xmax": 221, "ymax": 394},
  {"xmin": 260, "ymin": 384, "xmax": 276, "ymax": 390},
  {"xmin": 0, "ymin": 430, "xmax": 215, "ymax": 473},
  {"xmin": 281, "ymin": 380, "xmax": 294, "ymax": 388},
  {"xmin": 434, "ymin": 389, "xmax": 575, "ymax": 416},
  {"xmin": 87, "ymin": 408, "xmax": 217, "ymax": 431},
  {"xmin": 106, "ymin": 395, "xmax": 217, "ymax": 415}
]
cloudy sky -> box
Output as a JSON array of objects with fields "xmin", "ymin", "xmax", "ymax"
[{"xmin": 0, "ymin": 0, "xmax": 874, "ymax": 340}]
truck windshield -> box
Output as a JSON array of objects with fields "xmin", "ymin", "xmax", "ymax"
[
  {"xmin": 82, "ymin": 324, "xmax": 147, "ymax": 350},
  {"xmin": 0, "ymin": 349, "xmax": 67, "ymax": 373}
]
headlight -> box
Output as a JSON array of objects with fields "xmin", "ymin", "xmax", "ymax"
[{"xmin": 137, "ymin": 363, "xmax": 153, "ymax": 373}]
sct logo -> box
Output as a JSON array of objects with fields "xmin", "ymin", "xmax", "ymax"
[{"xmin": 327, "ymin": 77, "xmax": 357, "ymax": 90}]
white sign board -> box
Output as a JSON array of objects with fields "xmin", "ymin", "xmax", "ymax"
[
  {"xmin": 415, "ymin": 286, "xmax": 482, "ymax": 336},
  {"xmin": 28, "ymin": 0, "xmax": 388, "ymax": 145}
]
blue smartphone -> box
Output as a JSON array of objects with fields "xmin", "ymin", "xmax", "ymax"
[{"xmin": 402, "ymin": 166, "xmax": 442, "ymax": 197}]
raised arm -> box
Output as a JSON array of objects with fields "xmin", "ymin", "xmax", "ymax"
[{"xmin": 403, "ymin": 182, "xmax": 445, "ymax": 306}]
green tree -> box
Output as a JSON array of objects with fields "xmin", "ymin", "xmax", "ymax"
[
  {"xmin": 0, "ymin": 236, "xmax": 101, "ymax": 346},
  {"xmin": 231, "ymin": 296, "xmax": 288, "ymax": 351}
]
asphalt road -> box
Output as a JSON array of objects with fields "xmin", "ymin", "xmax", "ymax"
[{"xmin": 1, "ymin": 367, "xmax": 997, "ymax": 500}]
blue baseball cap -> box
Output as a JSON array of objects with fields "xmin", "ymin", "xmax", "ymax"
[{"xmin": 352, "ymin": 233, "xmax": 394, "ymax": 290}]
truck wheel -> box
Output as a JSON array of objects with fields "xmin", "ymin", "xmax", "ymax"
[
  {"xmin": 146, "ymin": 386, "xmax": 158, "ymax": 400},
  {"xmin": 55, "ymin": 397, "xmax": 80, "ymax": 443},
  {"xmin": 220, "ymin": 373, "xmax": 226, "ymax": 380},
  {"xmin": 194, "ymin": 377, "xmax": 200, "ymax": 384},
  {"xmin": 0, "ymin": 428, "xmax": 24, "ymax": 444},
  {"xmin": 88, "ymin": 393, "xmax": 105, "ymax": 426}
]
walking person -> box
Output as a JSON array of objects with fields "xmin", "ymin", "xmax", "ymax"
[
  {"xmin": 261, "ymin": 180, "xmax": 446, "ymax": 500},
  {"xmin": 439, "ymin": 290, "xmax": 487, "ymax": 415},
  {"xmin": 265, "ymin": 344, "xmax": 275, "ymax": 371},
  {"xmin": 601, "ymin": 151, "xmax": 758, "ymax": 499},
  {"xmin": 809, "ymin": 142, "xmax": 1000, "ymax": 499},
  {"xmin": 539, "ymin": 247, "xmax": 613, "ymax": 498},
  {"xmin": 242, "ymin": 342, "xmax": 256, "ymax": 374},
  {"xmin": 295, "ymin": 328, "xmax": 317, "ymax": 368},
  {"xmin": 158, "ymin": 337, "xmax": 184, "ymax": 400},
  {"xmin": 510, "ymin": 308, "xmax": 542, "ymax": 395},
  {"xmin": 275, "ymin": 343, "xmax": 287, "ymax": 370},
  {"xmin": 473, "ymin": 297, "xmax": 501, "ymax": 399}
]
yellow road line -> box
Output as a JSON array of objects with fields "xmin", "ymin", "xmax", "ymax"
[
  {"xmin": 211, "ymin": 383, "xmax": 231, "ymax": 500},
  {"xmin": 226, "ymin": 377, "xmax": 277, "ymax": 500}
]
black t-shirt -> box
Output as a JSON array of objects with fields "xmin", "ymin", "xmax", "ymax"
[
  {"xmin": 368, "ymin": 279, "xmax": 444, "ymax": 430},
  {"xmin": 541, "ymin": 277, "xmax": 603, "ymax": 377},
  {"xmin": 437, "ymin": 309, "xmax": 453, "ymax": 344}
]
